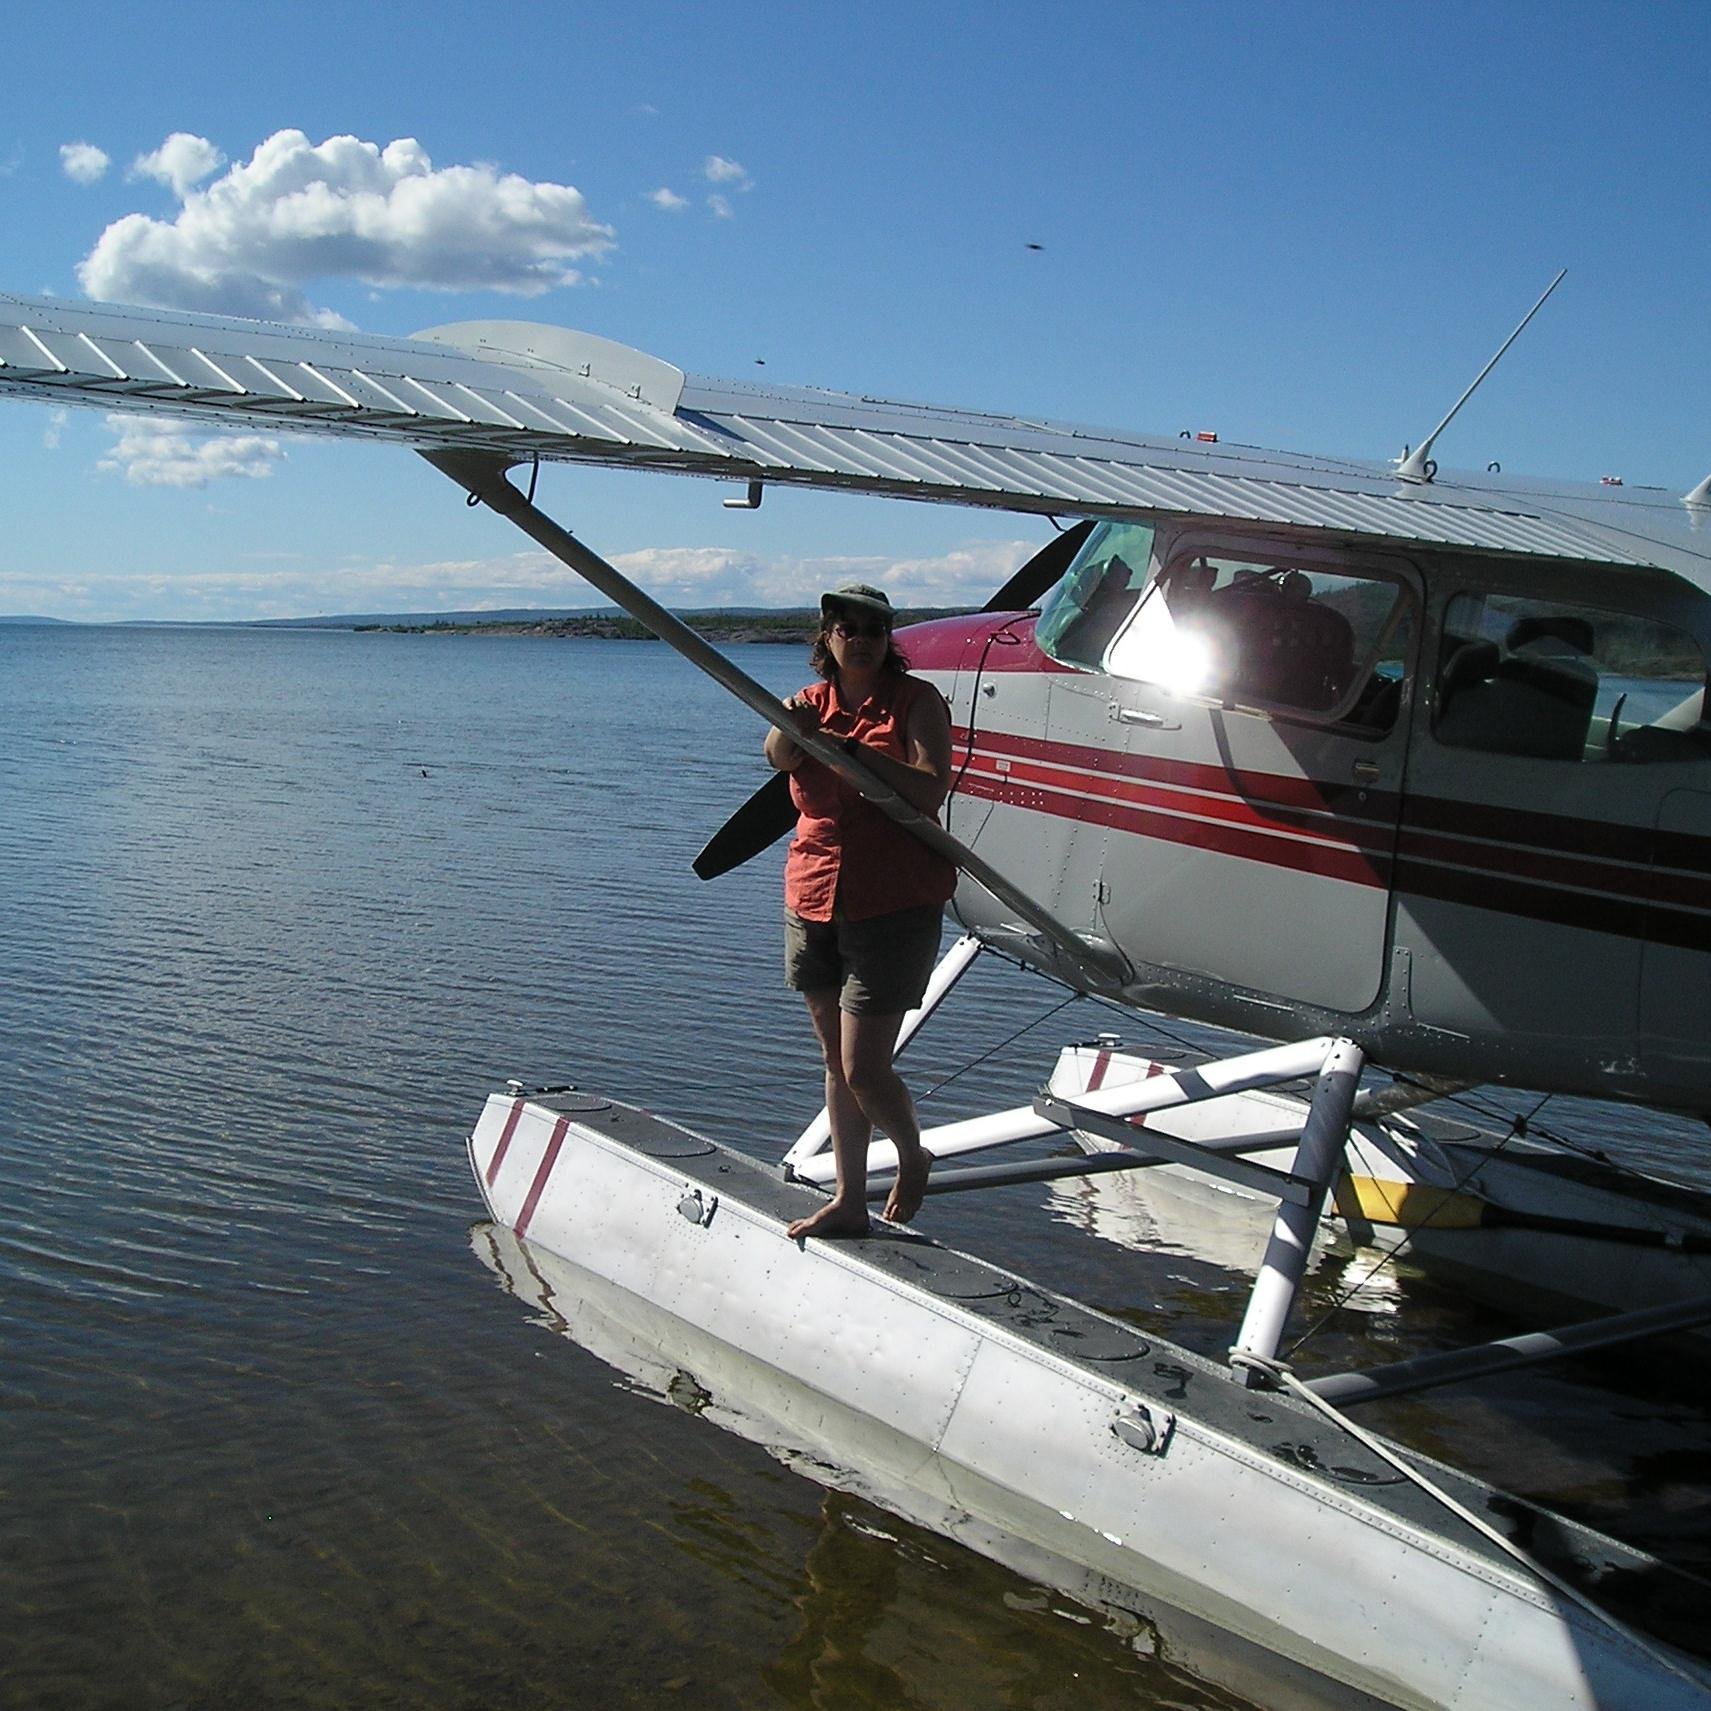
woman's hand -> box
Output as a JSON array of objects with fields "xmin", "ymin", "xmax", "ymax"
[{"xmin": 765, "ymin": 695, "xmax": 822, "ymax": 772}]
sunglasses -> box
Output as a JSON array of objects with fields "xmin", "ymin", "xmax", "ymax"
[{"xmin": 831, "ymin": 619, "xmax": 890, "ymax": 640}]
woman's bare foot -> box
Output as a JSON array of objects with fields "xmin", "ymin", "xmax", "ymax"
[
  {"xmin": 882, "ymin": 1143, "xmax": 931, "ymax": 1223},
  {"xmin": 787, "ymin": 1200, "xmax": 872, "ymax": 1241}
]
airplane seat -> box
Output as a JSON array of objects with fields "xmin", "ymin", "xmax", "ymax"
[
  {"xmin": 1612, "ymin": 723, "xmax": 1711, "ymax": 763},
  {"xmin": 1435, "ymin": 638, "xmax": 1500, "ymax": 738},
  {"xmin": 1493, "ymin": 616, "xmax": 1598, "ymax": 758},
  {"xmin": 1344, "ymin": 672, "xmax": 1402, "ymax": 732},
  {"xmin": 1435, "ymin": 619, "xmax": 1596, "ymax": 759},
  {"xmin": 1211, "ymin": 576, "xmax": 1356, "ymax": 711},
  {"xmin": 1506, "ymin": 613, "xmax": 1595, "ymax": 657}
]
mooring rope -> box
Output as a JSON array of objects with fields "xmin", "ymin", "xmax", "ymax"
[{"xmin": 916, "ymin": 990, "xmax": 1083, "ymax": 1102}]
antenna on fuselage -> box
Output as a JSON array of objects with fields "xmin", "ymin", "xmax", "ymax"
[{"xmin": 1394, "ymin": 268, "xmax": 1567, "ymax": 485}]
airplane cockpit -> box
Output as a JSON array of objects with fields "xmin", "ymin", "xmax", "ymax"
[
  {"xmin": 1032, "ymin": 519, "xmax": 1711, "ymax": 766},
  {"xmin": 1034, "ymin": 520, "xmax": 1411, "ymax": 732},
  {"xmin": 1033, "ymin": 527, "xmax": 1153, "ymax": 671}
]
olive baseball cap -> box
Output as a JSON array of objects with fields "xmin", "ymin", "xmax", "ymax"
[{"xmin": 820, "ymin": 582, "xmax": 895, "ymax": 622}]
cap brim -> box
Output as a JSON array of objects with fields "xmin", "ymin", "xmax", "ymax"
[{"xmin": 820, "ymin": 591, "xmax": 893, "ymax": 621}]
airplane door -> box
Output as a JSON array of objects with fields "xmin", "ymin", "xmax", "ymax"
[{"xmin": 1048, "ymin": 533, "xmax": 1417, "ymax": 1015}]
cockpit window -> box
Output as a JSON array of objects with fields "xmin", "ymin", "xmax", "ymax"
[
  {"xmin": 1034, "ymin": 522, "xmax": 1156, "ymax": 669},
  {"xmin": 1435, "ymin": 593, "xmax": 1709, "ymax": 764},
  {"xmin": 1102, "ymin": 547, "xmax": 1411, "ymax": 728}
]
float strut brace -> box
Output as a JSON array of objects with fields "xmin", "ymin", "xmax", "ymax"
[
  {"xmin": 863, "ymin": 1125, "xmax": 1323, "ymax": 1201},
  {"xmin": 1309, "ymin": 1293, "xmax": 1711, "ymax": 1405}
]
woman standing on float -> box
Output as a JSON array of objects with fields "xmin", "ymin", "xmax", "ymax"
[{"xmin": 764, "ymin": 582, "xmax": 957, "ymax": 1240}]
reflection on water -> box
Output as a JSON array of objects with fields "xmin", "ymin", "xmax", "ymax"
[{"xmin": 2, "ymin": 624, "xmax": 1707, "ymax": 1709}]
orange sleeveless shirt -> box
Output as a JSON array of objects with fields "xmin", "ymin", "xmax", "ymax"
[{"xmin": 784, "ymin": 671, "xmax": 958, "ymax": 923}]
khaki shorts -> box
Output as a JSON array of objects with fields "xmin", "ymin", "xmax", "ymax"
[{"xmin": 784, "ymin": 903, "xmax": 945, "ymax": 1016}]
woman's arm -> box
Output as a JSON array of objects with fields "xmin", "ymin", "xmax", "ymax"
[{"xmin": 849, "ymin": 685, "xmax": 953, "ymax": 814}]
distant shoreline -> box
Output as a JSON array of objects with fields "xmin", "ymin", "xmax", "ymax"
[
  {"xmin": 357, "ymin": 609, "xmax": 967, "ymax": 642},
  {"xmin": 1, "ymin": 608, "xmax": 974, "ymax": 638}
]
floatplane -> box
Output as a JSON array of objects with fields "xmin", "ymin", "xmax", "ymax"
[{"xmin": 6, "ymin": 279, "xmax": 1711, "ymax": 1707}]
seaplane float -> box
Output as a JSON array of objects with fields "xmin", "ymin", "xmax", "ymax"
[{"xmin": 6, "ymin": 279, "xmax": 1711, "ymax": 1707}]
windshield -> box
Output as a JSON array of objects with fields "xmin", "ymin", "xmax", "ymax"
[{"xmin": 1034, "ymin": 522, "xmax": 1156, "ymax": 669}]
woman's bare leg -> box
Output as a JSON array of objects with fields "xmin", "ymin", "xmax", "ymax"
[
  {"xmin": 786, "ymin": 989, "xmax": 874, "ymax": 1240},
  {"xmin": 840, "ymin": 1010, "xmax": 931, "ymax": 1224}
]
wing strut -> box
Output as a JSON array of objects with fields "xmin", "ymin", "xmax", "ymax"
[{"xmin": 419, "ymin": 450, "xmax": 1129, "ymax": 990}]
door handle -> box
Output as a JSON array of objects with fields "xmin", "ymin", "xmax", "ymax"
[
  {"xmin": 1351, "ymin": 759, "xmax": 1381, "ymax": 782},
  {"xmin": 1114, "ymin": 706, "xmax": 1180, "ymax": 731}
]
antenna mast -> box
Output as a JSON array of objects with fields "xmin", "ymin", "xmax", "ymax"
[{"xmin": 1394, "ymin": 268, "xmax": 1567, "ymax": 485}]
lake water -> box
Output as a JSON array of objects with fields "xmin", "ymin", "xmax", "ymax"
[{"xmin": 2, "ymin": 622, "xmax": 1706, "ymax": 1710}]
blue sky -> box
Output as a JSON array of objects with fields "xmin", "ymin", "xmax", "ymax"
[{"xmin": 1, "ymin": 0, "xmax": 1706, "ymax": 621}]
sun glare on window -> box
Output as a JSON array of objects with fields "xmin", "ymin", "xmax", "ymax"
[{"xmin": 1105, "ymin": 595, "xmax": 1214, "ymax": 694}]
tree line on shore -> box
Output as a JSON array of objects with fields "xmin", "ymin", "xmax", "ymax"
[{"xmin": 361, "ymin": 609, "xmax": 969, "ymax": 642}]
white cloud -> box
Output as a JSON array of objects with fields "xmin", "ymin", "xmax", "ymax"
[
  {"xmin": 97, "ymin": 414, "xmax": 286, "ymax": 488},
  {"xmin": 300, "ymin": 539, "xmax": 1031, "ymax": 612},
  {"xmin": 60, "ymin": 142, "xmax": 110, "ymax": 185},
  {"xmin": 0, "ymin": 538, "xmax": 1039, "ymax": 624},
  {"xmin": 77, "ymin": 128, "xmax": 616, "ymax": 326},
  {"xmin": 43, "ymin": 408, "xmax": 69, "ymax": 450},
  {"xmin": 647, "ymin": 187, "xmax": 689, "ymax": 212},
  {"xmin": 698, "ymin": 155, "xmax": 751, "ymax": 220},
  {"xmin": 130, "ymin": 132, "xmax": 224, "ymax": 196},
  {"xmin": 610, "ymin": 539, "xmax": 1035, "ymax": 608}
]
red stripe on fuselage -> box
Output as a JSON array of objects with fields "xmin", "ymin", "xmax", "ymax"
[
  {"xmin": 1394, "ymin": 824, "xmax": 1711, "ymax": 913},
  {"xmin": 485, "ymin": 1097, "xmax": 526, "ymax": 1187},
  {"xmin": 515, "ymin": 1115, "xmax": 571, "ymax": 1239},
  {"xmin": 947, "ymin": 725, "xmax": 1711, "ymax": 948},
  {"xmin": 966, "ymin": 752, "xmax": 1395, "ymax": 856},
  {"xmin": 955, "ymin": 724, "xmax": 1393, "ymax": 825},
  {"xmin": 957, "ymin": 767, "xmax": 1390, "ymax": 888}
]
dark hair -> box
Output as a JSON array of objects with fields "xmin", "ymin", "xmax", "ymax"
[{"xmin": 810, "ymin": 605, "xmax": 911, "ymax": 680}]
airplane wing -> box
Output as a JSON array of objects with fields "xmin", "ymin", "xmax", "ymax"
[{"xmin": 3, "ymin": 291, "xmax": 1706, "ymax": 584}]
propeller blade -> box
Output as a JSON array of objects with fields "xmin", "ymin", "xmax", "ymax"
[
  {"xmin": 690, "ymin": 520, "xmax": 1092, "ymax": 881},
  {"xmin": 693, "ymin": 770, "xmax": 795, "ymax": 880},
  {"xmin": 981, "ymin": 518, "xmax": 1093, "ymax": 612}
]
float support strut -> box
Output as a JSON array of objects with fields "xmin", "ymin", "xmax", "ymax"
[{"xmin": 1231, "ymin": 1037, "xmax": 1365, "ymax": 1384}]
